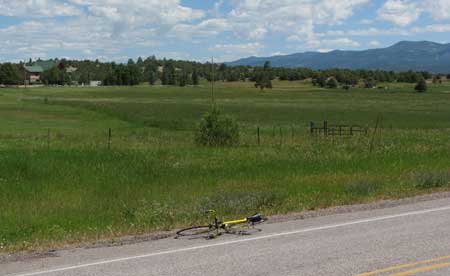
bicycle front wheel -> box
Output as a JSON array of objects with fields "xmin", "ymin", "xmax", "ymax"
[{"xmin": 176, "ymin": 226, "xmax": 212, "ymax": 238}]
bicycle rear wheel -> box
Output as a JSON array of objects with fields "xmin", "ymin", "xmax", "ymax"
[
  {"xmin": 176, "ymin": 226, "xmax": 213, "ymax": 239},
  {"xmin": 225, "ymin": 222, "xmax": 263, "ymax": 235}
]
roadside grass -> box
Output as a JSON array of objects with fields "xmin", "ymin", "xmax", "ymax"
[{"xmin": 0, "ymin": 80, "xmax": 450, "ymax": 252}]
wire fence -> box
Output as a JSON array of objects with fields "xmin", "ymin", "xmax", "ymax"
[{"xmin": 0, "ymin": 122, "xmax": 372, "ymax": 151}]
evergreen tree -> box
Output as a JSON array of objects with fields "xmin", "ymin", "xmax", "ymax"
[
  {"xmin": 161, "ymin": 64, "xmax": 176, "ymax": 85},
  {"xmin": 192, "ymin": 69, "xmax": 199, "ymax": 85},
  {"xmin": 313, "ymin": 74, "xmax": 327, "ymax": 87},
  {"xmin": 148, "ymin": 70, "xmax": 156, "ymax": 85},
  {"xmin": 0, "ymin": 63, "xmax": 22, "ymax": 85}
]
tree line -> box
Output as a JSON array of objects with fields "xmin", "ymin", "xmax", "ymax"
[{"xmin": 1, "ymin": 57, "xmax": 449, "ymax": 88}]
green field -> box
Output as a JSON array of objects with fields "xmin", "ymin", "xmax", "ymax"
[{"xmin": 1, "ymin": 81, "xmax": 450, "ymax": 252}]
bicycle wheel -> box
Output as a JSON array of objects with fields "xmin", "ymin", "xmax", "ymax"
[
  {"xmin": 176, "ymin": 226, "xmax": 213, "ymax": 239},
  {"xmin": 225, "ymin": 223, "xmax": 261, "ymax": 235}
]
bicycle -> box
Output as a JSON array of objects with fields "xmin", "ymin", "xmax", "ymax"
[{"xmin": 176, "ymin": 210, "xmax": 266, "ymax": 239}]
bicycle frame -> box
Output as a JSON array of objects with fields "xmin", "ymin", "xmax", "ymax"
[{"xmin": 206, "ymin": 210, "xmax": 256, "ymax": 234}]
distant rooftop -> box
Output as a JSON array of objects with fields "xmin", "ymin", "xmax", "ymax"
[{"xmin": 24, "ymin": 65, "xmax": 44, "ymax": 73}]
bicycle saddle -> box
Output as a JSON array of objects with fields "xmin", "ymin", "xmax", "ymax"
[{"xmin": 247, "ymin": 213, "xmax": 263, "ymax": 223}]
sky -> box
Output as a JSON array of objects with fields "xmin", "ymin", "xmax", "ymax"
[{"xmin": 1, "ymin": 0, "xmax": 450, "ymax": 63}]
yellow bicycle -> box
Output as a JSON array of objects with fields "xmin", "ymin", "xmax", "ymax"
[{"xmin": 176, "ymin": 210, "xmax": 266, "ymax": 239}]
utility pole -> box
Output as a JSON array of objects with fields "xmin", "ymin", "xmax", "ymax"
[{"xmin": 211, "ymin": 56, "xmax": 215, "ymax": 107}]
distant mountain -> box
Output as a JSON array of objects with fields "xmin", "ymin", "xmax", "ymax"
[{"xmin": 227, "ymin": 41, "xmax": 450, "ymax": 73}]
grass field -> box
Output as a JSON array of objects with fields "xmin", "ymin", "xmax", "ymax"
[{"xmin": 1, "ymin": 80, "xmax": 450, "ymax": 252}]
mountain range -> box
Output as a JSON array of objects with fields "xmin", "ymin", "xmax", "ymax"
[{"xmin": 227, "ymin": 41, "xmax": 450, "ymax": 73}]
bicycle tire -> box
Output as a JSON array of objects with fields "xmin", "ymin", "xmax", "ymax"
[{"xmin": 176, "ymin": 225, "xmax": 212, "ymax": 238}]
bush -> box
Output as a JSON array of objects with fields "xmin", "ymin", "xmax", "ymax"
[
  {"xmin": 345, "ymin": 179, "xmax": 382, "ymax": 197},
  {"xmin": 195, "ymin": 108, "xmax": 239, "ymax": 146},
  {"xmin": 415, "ymin": 79, "xmax": 427, "ymax": 93},
  {"xmin": 326, "ymin": 77, "xmax": 338, "ymax": 89},
  {"xmin": 411, "ymin": 171, "xmax": 450, "ymax": 190}
]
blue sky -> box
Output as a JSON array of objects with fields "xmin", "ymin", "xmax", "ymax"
[{"xmin": 0, "ymin": 0, "xmax": 450, "ymax": 63}]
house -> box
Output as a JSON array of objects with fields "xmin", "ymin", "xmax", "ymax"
[
  {"xmin": 89, "ymin": 80, "xmax": 102, "ymax": 87},
  {"xmin": 66, "ymin": 66, "xmax": 77, "ymax": 73},
  {"xmin": 23, "ymin": 65, "xmax": 44, "ymax": 84}
]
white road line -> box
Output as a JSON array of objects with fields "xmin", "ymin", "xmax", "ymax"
[{"xmin": 8, "ymin": 205, "xmax": 450, "ymax": 276}]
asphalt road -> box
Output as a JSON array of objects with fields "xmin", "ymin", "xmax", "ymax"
[{"xmin": 3, "ymin": 197, "xmax": 450, "ymax": 276}]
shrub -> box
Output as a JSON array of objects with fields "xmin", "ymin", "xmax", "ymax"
[
  {"xmin": 345, "ymin": 179, "xmax": 382, "ymax": 197},
  {"xmin": 411, "ymin": 171, "xmax": 450, "ymax": 190},
  {"xmin": 326, "ymin": 77, "xmax": 338, "ymax": 89},
  {"xmin": 195, "ymin": 108, "xmax": 239, "ymax": 146},
  {"xmin": 415, "ymin": 79, "xmax": 427, "ymax": 93}
]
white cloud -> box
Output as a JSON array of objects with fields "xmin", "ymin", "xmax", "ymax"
[
  {"xmin": 424, "ymin": 0, "xmax": 450, "ymax": 20},
  {"xmin": 0, "ymin": 0, "xmax": 205, "ymax": 60},
  {"xmin": 210, "ymin": 42, "xmax": 264, "ymax": 53},
  {"xmin": 226, "ymin": 0, "xmax": 370, "ymax": 43},
  {"xmin": 411, "ymin": 24, "xmax": 450, "ymax": 33},
  {"xmin": 369, "ymin": 40, "xmax": 381, "ymax": 47},
  {"xmin": 321, "ymin": 38, "xmax": 361, "ymax": 48},
  {"xmin": 0, "ymin": 0, "xmax": 81, "ymax": 17},
  {"xmin": 209, "ymin": 42, "xmax": 265, "ymax": 62},
  {"xmin": 377, "ymin": 0, "xmax": 420, "ymax": 26}
]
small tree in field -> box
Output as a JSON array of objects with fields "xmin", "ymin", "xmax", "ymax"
[
  {"xmin": 195, "ymin": 108, "xmax": 239, "ymax": 146},
  {"xmin": 255, "ymin": 73, "xmax": 272, "ymax": 90},
  {"xmin": 415, "ymin": 78, "xmax": 427, "ymax": 93}
]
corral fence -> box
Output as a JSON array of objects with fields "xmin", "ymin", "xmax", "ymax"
[{"xmin": 310, "ymin": 121, "xmax": 368, "ymax": 137}]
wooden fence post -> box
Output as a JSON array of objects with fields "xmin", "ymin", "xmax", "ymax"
[
  {"xmin": 257, "ymin": 126, "xmax": 260, "ymax": 146},
  {"xmin": 310, "ymin": 121, "xmax": 314, "ymax": 135},
  {"xmin": 108, "ymin": 128, "xmax": 112, "ymax": 150},
  {"xmin": 47, "ymin": 128, "xmax": 50, "ymax": 150},
  {"xmin": 279, "ymin": 127, "xmax": 283, "ymax": 147},
  {"xmin": 291, "ymin": 125, "xmax": 294, "ymax": 144}
]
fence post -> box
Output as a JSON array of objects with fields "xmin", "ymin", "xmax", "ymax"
[
  {"xmin": 279, "ymin": 127, "xmax": 283, "ymax": 147},
  {"xmin": 108, "ymin": 128, "xmax": 112, "ymax": 150},
  {"xmin": 291, "ymin": 125, "xmax": 294, "ymax": 144},
  {"xmin": 310, "ymin": 121, "xmax": 314, "ymax": 135},
  {"xmin": 257, "ymin": 126, "xmax": 260, "ymax": 146},
  {"xmin": 47, "ymin": 128, "xmax": 50, "ymax": 150}
]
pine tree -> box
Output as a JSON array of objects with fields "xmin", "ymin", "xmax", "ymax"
[
  {"xmin": 148, "ymin": 70, "xmax": 156, "ymax": 85},
  {"xmin": 0, "ymin": 63, "xmax": 22, "ymax": 85},
  {"xmin": 192, "ymin": 69, "xmax": 199, "ymax": 85}
]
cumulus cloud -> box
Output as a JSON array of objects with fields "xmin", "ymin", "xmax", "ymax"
[
  {"xmin": 377, "ymin": 0, "xmax": 420, "ymax": 26},
  {"xmin": 209, "ymin": 42, "xmax": 265, "ymax": 61},
  {"xmin": 377, "ymin": 0, "xmax": 450, "ymax": 26},
  {"xmin": 227, "ymin": 0, "xmax": 370, "ymax": 42},
  {"xmin": 0, "ymin": 0, "xmax": 81, "ymax": 17},
  {"xmin": 369, "ymin": 40, "xmax": 381, "ymax": 47},
  {"xmin": 1, "ymin": 0, "xmax": 450, "ymax": 61}
]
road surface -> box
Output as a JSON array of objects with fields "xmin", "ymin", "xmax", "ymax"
[{"xmin": 2, "ymin": 197, "xmax": 450, "ymax": 276}]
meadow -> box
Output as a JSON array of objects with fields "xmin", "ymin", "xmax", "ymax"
[{"xmin": 1, "ymin": 80, "xmax": 450, "ymax": 252}]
